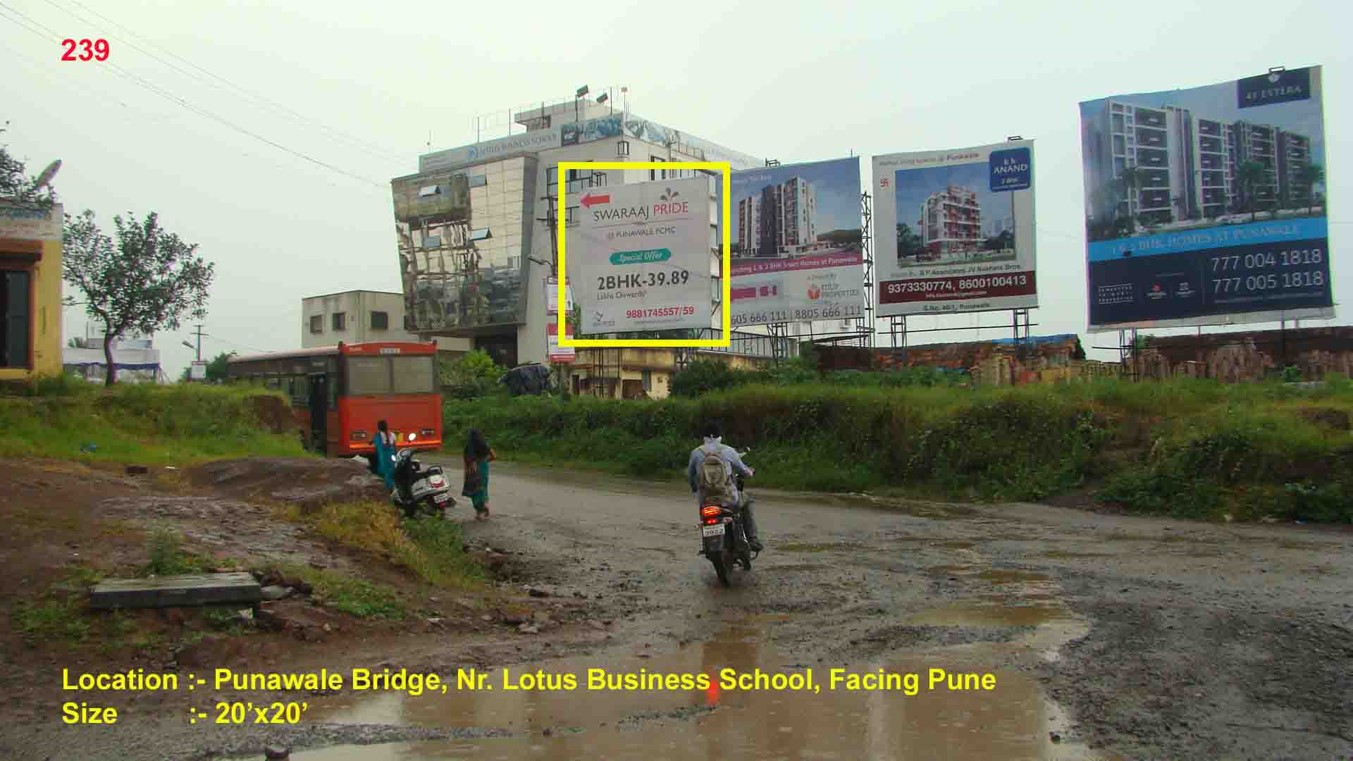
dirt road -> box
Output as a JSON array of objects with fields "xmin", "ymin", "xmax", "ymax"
[
  {"xmin": 291, "ymin": 461, "xmax": 1351, "ymax": 761},
  {"xmin": 6, "ymin": 460, "xmax": 1351, "ymax": 760}
]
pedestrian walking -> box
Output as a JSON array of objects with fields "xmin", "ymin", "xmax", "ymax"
[{"xmin": 462, "ymin": 428, "xmax": 497, "ymax": 520}]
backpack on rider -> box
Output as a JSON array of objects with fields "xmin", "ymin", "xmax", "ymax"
[{"xmin": 697, "ymin": 444, "xmax": 734, "ymax": 506}]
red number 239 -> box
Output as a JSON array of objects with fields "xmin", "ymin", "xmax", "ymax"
[{"xmin": 61, "ymin": 38, "xmax": 110, "ymax": 61}]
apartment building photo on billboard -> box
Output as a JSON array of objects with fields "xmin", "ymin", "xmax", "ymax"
[
  {"xmin": 728, "ymin": 157, "xmax": 866, "ymax": 328},
  {"xmin": 1079, "ymin": 67, "xmax": 1334, "ymax": 331},
  {"xmin": 919, "ymin": 185, "xmax": 983, "ymax": 257},
  {"xmin": 736, "ymin": 176, "xmax": 818, "ymax": 257},
  {"xmin": 1082, "ymin": 74, "xmax": 1325, "ymax": 241}
]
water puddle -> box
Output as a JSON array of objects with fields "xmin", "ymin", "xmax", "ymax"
[
  {"xmin": 778, "ymin": 541, "xmax": 863, "ymax": 554},
  {"xmin": 275, "ymin": 619, "xmax": 1099, "ymax": 761}
]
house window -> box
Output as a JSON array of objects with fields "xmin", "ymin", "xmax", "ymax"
[
  {"xmin": 1, "ymin": 269, "xmax": 31, "ymax": 368},
  {"xmin": 641, "ymin": 370, "xmax": 652, "ymax": 392},
  {"xmin": 309, "ymin": 315, "xmax": 323, "ymax": 334},
  {"xmin": 370, "ymin": 311, "xmax": 389, "ymax": 330},
  {"xmin": 650, "ymin": 156, "xmax": 667, "ymax": 181},
  {"xmin": 332, "ymin": 312, "xmax": 346, "ymax": 332}
]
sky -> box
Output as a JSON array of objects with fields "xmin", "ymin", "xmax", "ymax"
[
  {"xmin": 730, "ymin": 157, "xmax": 862, "ymax": 240},
  {"xmin": 2, "ymin": 0, "xmax": 1351, "ymax": 373},
  {"xmin": 893, "ymin": 161, "xmax": 1008, "ymax": 233}
]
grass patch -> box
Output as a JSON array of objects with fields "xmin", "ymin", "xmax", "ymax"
[
  {"xmin": 273, "ymin": 563, "xmax": 405, "ymax": 619},
  {"xmin": 446, "ymin": 377, "xmax": 1353, "ymax": 522},
  {"xmin": 145, "ymin": 525, "xmax": 212, "ymax": 576},
  {"xmin": 0, "ymin": 382, "xmax": 304, "ymax": 465},
  {"xmin": 283, "ymin": 501, "xmax": 482, "ymax": 589}
]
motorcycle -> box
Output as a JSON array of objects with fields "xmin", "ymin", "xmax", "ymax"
[
  {"xmin": 698, "ymin": 448, "xmax": 754, "ymax": 587},
  {"xmin": 390, "ymin": 446, "xmax": 455, "ymax": 519}
]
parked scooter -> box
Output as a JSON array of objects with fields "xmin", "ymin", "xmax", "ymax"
[{"xmin": 390, "ymin": 447, "xmax": 454, "ymax": 519}]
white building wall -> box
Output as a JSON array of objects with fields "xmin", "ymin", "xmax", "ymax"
[{"xmin": 301, "ymin": 291, "xmax": 469, "ymax": 352}]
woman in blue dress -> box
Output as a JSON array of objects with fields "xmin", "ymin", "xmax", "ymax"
[{"xmin": 462, "ymin": 428, "xmax": 497, "ymax": 520}]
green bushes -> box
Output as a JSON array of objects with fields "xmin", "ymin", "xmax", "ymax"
[
  {"xmin": 440, "ymin": 350, "xmax": 504, "ymax": 399},
  {"xmin": 0, "ymin": 383, "xmax": 304, "ymax": 463},
  {"xmin": 446, "ymin": 377, "xmax": 1353, "ymax": 522}
]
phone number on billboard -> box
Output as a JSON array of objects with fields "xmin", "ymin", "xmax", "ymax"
[
  {"xmin": 957, "ymin": 274, "xmax": 1031, "ymax": 291},
  {"xmin": 1209, "ymin": 248, "xmax": 1323, "ymax": 272},
  {"xmin": 1212, "ymin": 271, "xmax": 1325, "ymax": 295},
  {"xmin": 732, "ymin": 305, "xmax": 862, "ymax": 326},
  {"xmin": 625, "ymin": 306, "xmax": 697, "ymax": 319}
]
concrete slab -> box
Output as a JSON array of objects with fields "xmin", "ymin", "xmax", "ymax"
[{"xmin": 89, "ymin": 572, "xmax": 262, "ymax": 610}]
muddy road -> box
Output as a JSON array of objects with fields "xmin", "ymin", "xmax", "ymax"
[
  {"xmin": 294, "ymin": 461, "xmax": 1351, "ymax": 761},
  {"xmin": 6, "ymin": 460, "xmax": 1351, "ymax": 760}
]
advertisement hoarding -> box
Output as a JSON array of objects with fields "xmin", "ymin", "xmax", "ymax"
[
  {"xmin": 1080, "ymin": 67, "xmax": 1333, "ymax": 330},
  {"xmin": 544, "ymin": 277, "xmax": 575, "ymax": 363},
  {"xmin": 545, "ymin": 275, "xmax": 574, "ymax": 314},
  {"xmin": 567, "ymin": 176, "xmax": 713, "ymax": 334},
  {"xmin": 546, "ymin": 317, "xmax": 574, "ymax": 363},
  {"xmin": 729, "ymin": 158, "xmax": 865, "ymax": 327},
  {"xmin": 874, "ymin": 141, "xmax": 1038, "ymax": 316}
]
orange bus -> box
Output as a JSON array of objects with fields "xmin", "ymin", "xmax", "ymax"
[{"xmin": 227, "ymin": 341, "xmax": 443, "ymax": 459}]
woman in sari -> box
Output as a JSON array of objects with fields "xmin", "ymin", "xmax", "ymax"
[{"xmin": 462, "ymin": 428, "xmax": 497, "ymax": 520}]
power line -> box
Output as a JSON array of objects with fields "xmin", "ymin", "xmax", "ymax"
[
  {"xmin": 0, "ymin": 2, "xmax": 386, "ymax": 191},
  {"xmin": 39, "ymin": 0, "xmax": 406, "ymax": 162}
]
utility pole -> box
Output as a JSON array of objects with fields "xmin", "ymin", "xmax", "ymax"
[{"xmin": 192, "ymin": 324, "xmax": 203, "ymax": 362}]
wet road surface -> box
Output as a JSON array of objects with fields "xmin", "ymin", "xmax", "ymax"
[{"xmin": 285, "ymin": 461, "xmax": 1351, "ymax": 760}]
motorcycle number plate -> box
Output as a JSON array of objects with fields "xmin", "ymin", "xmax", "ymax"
[
  {"xmin": 701, "ymin": 524, "xmax": 725, "ymax": 537},
  {"xmin": 433, "ymin": 493, "xmax": 451, "ymax": 504}
]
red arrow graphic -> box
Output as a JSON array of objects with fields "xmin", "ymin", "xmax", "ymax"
[{"xmin": 580, "ymin": 193, "xmax": 611, "ymax": 208}]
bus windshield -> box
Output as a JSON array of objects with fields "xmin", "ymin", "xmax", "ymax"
[{"xmin": 345, "ymin": 355, "xmax": 436, "ymax": 396}]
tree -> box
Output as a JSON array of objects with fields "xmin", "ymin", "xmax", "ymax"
[
  {"xmin": 896, "ymin": 223, "xmax": 924, "ymax": 259},
  {"xmin": 63, "ymin": 211, "xmax": 215, "ymax": 386},
  {"xmin": 1296, "ymin": 163, "xmax": 1325, "ymax": 214},
  {"xmin": 439, "ymin": 349, "xmax": 502, "ymax": 399},
  {"xmin": 0, "ymin": 121, "xmax": 57, "ymax": 208},
  {"xmin": 1236, "ymin": 161, "xmax": 1269, "ymax": 222},
  {"xmin": 179, "ymin": 351, "xmax": 234, "ymax": 383}
]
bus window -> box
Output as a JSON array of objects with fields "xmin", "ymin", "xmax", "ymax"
[
  {"xmin": 346, "ymin": 357, "xmax": 392, "ymax": 395},
  {"xmin": 392, "ymin": 356, "xmax": 436, "ymax": 394}
]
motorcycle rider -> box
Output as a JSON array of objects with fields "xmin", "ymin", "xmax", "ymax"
[{"xmin": 688, "ymin": 422, "xmax": 762, "ymax": 553}]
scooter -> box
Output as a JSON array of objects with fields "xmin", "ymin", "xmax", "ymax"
[
  {"xmin": 698, "ymin": 448, "xmax": 754, "ymax": 587},
  {"xmin": 390, "ymin": 448, "xmax": 454, "ymax": 519}
]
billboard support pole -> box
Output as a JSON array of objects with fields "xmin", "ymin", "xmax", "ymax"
[
  {"xmin": 1012, "ymin": 308, "xmax": 1032, "ymax": 358},
  {"xmin": 1118, "ymin": 328, "xmax": 1139, "ymax": 381},
  {"xmin": 859, "ymin": 191, "xmax": 876, "ymax": 349}
]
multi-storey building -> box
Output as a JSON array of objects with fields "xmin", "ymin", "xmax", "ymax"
[
  {"xmin": 736, "ymin": 176, "xmax": 818, "ymax": 257},
  {"xmin": 1085, "ymin": 100, "xmax": 1315, "ymax": 229},
  {"xmin": 1277, "ymin": 130, "xmax": 1313, "ymax": 209},
  {"xmin": 918, "ymin": 186, "xmax": 982, "ymax": 256},
  {"xmin": 389, "ymin": 96, "xmax": 806, "ymax": 394}
]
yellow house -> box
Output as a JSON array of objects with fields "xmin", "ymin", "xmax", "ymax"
[{"xmin": 0, "ymin": 200, "xmax": 63, "ymax": 382}]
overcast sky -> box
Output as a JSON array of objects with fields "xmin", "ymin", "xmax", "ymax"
[{"xmin": 2, "ymin": 0, "xmax": 1350, "ymax": 374}]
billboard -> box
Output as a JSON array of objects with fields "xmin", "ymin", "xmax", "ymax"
[
  {"xmin": 728, "ymin": 158, "xmax": 865, "ymax": 327},
  {"xmin": 874, "ymin": 141, "xmax": 1038, "ymax": 316},
  {"xmin": 544, "ymin": 277, "xmax": 574, "ymax": 363},
  {"xmin": 546, "ymin": 317, "xmax": 574, "ymax": 363},
  {"xmin": 391, "ymin": 173, "xmax": 470, "ymax": 222},
  {"xmin": 1080, "ymin": 66, "xmax": 1332, "ymax": 330},
  {"xmin": 567, "ymin": 176, "xmax": 713, "ymax": 334}
]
